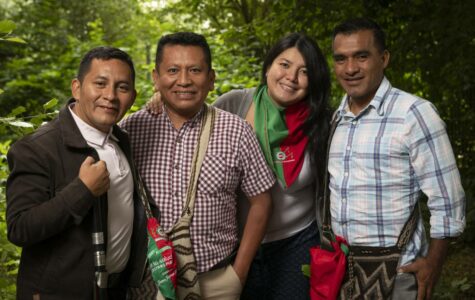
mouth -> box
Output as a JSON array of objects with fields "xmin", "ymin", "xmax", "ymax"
[
  {"xmin": 344, "ymin": 77, "xmax": 364, "ymax": 85},
  {"xmin": 278, "ymin": 82, "xmax": 298, "ymax": 93},
  {"xmin": 173, "ymin": 90, "xmax": 197, "ymax": 99},
  {"xmin": 97, "ymin": 105, "xmax": 119, "ymax": 113}
]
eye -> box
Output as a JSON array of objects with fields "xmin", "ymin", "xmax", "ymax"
[
  {"xmin": 95, "ymin": 81, "xmax": 106, "ymax": 87},
  {"xmin": 167, "ymin": 67, "xmax": 179, "ymax": 74},
  {"xmin": 118, "ymin": 84, "xmax": 130, "ymax": 92},
  {"xmin": 190, "ymin": 67, "xmax": 202, "ymax": 74},
  {"xmin": 299, "ymin": 68, "xmax": 308, "ymax": 75},
  {"xmin": 333, "ymin": 55, "xmax": 345, "ymax": 64},
  {"xmin": 279, "ymin": 62, "xmax": 290, "ymax": 69},
  {"xmin": 356, "ymin": 54, "xmax": 368, "ymax": 61}
]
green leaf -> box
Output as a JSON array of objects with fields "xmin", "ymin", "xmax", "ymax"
[
  {"xmin": 0, "ymin": 20, "xmax": 16, "ymax": 34},
  {"xmin": 301, "ymin": 264, "xmax": 310, "ymax": 278},
  {"xmin": 4, "ymin": 37, "xmax": 26, "ymax": 44},
  {"xmin": 9, "ymin": 106, "xmax": 26, "ymax": 117},
  {"xmin": 43, "ymin": 98, "xmax": 58, "ymax": 110},
  {"xmin": 8, "ymin": 121, "xmax": 34, "ymax": 128},
  {"xmin": 0, "ymin": 88, "xmax": 3, "ymax": 95}
]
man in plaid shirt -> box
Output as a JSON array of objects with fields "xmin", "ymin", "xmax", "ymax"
[
  {"xmin": 121, "ymin": 32, "xmax": 274, "ymax": 299},
  {"xmin": 329, "ymin": 18, "xmax": 465, "ymax": 299}
]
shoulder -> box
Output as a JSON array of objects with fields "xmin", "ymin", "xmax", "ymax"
[
  {"xmin": 8, "ymin": 119, "xmax": 60, "ymax": 163},
  {"xmin": 211, "ymin": 107, "xmax": 254, "ymax": 141},
  {"xmin": 386, "ymin": 87, "xmax": 439, "ymax": 117},
  {"xmin": 120, "ymin": 109, "xmax": 158, "ymax": 132},
  {"xmin": 213, "ymin": 88, "xmax": 256, "ymax": 115}
]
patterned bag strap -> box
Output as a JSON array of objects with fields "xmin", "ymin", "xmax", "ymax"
[
  {"xmin": 396, "ymin": 200, "xmax": 420, "ymax": 250},
  {"xmin": 181, "ymin": 105, "xmax": 216, "ymax": 220}
]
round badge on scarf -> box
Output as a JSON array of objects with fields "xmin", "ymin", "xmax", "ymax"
[{"xmin": 276, "ymin": 151, "xmax": 286, "ymax": 161}]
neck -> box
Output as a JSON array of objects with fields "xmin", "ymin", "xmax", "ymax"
[{"xmin": 165, "ymin": 105, "xmax": 201, "ymax": 129}]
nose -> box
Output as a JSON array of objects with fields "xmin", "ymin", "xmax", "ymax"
[
  {"xmin": 286, "ymin": 68, "xmax": 299, "ymax": 83},
  {"xmin": 345, "ymin": 58, "xmax": 359, "ymax": 76},
  {"xmin": 103, "ymin": 85, "xmax": 117, "ymax": 101},
  {"xmin": 177, "ymin": 70, "xmax": 192, "ymax": 86}
]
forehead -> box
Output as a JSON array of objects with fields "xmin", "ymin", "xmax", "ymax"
[
  {"xmin": 160, "ymin": 45, "xmax": 207, "ymax": 66},
  {"xmin": 86, "ymin": 58, "xmax": 133, "ymax": 80},
  {"xmin": 274, "ymin": 47, "xmax": 305, "ymax": 64},
  {"xmin": 333, "ymin": 30, "xmax": 378, "ymax": 54}
]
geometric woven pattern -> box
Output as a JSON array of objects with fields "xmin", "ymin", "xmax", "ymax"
[{"xmin": 340, "ymin": 251, "xmax": 400, "ymax": 300}]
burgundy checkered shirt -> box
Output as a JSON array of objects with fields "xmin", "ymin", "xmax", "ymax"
[{"xmin": 120, "ymin": 106, "xmax": 275, "ymax": 272}]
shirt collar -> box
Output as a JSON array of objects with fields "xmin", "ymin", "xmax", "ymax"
[
  {"xmin": 68, "ymin": 104, "xmax": 116, "ymax": 147},
  {"xmin": 336, "ymin": 77, "xmax": 392, "ymax": 118},
  {"xmin": 163, "ymin": 104, "xmax": 206, "ymax": 129}
]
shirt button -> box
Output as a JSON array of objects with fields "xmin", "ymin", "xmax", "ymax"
[
  {"xmin": 342, "ymin": 223, "xmax": 347, "ymax": 228},
  {"xmin": 344, "ymin": 172, "xmax": 349, "ymax": 177},
  {"xmin": 174, "ymin": 164, "xmax": 179, "ymax": 170},
  {"xmin": 176, "ymin": 137, "xmax": 182, "ymax": 143},
  {"xmin": 174, "ymin": 191, "xmax": 179, "ymax": 197},
  {"xmin": 342, "ymin": 198, "xmax": 347, "ymax": 203},
  {"xmin": 346, "ymin": 146, "xmax": 351, "ymax": 151}
]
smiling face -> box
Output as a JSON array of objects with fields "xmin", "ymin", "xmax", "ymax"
[
  {"xmin": 266, "ymin": 47, "xmax": 309, "ymax": 107},
  {"xmin": 332, "ymin": 29, "xmax": 389, "ymax": 107},
  {"xmin": 71, "ymin": 58, "xmax": 136, "ymax": 133},
  {"xmin": 153, "ymin": 45, "xmax": 215, "ymax": 123}
]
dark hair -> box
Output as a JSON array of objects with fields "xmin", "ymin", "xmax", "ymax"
[
  {"xmin": 77, "ymin": 46, "xmax": 135, "ymax": 83},
  {"xmin": 332, "ymin": 18, "xmax": 386, "ymax": 52},
  {"xmin": 155, "ymin": 32, "xmax": 212, "ymax": 70},
  {"xmin": 261, "ymin": 33, "xmax": 332, "ymax": 186}
]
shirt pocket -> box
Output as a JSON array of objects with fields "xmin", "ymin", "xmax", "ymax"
[{"xmin": 197, "ymin": 152, "xmax": 240, "ymax": 196}]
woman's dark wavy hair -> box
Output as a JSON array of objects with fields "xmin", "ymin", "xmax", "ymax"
[{"xmin": 261, "ymin": 33, "xmax": 332, "ymax": 188}]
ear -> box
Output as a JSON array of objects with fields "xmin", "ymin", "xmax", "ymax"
[
  {"xmin": 209, "ymin": 69, "xmax": 216, "ymax": 91},
  {"xmin": 382, "ymin": 50, "xmax": 390, "ymax": 69},
  {"xmin": 152, "ymin": 68, "xmax": 160, "ymax": 92},
  {"xmin": 71, "ymin": 78, "xmax": 81, "ymax": 100}
]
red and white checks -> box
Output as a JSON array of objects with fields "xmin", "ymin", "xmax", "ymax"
[{"xmin": 120, "ymin": 107, "xmax": 274, "ymax": 272}]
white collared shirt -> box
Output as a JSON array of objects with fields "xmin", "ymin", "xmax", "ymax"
[{"xmin": 69, "ymin": 105, "xmax": 134, "ymax": 274}]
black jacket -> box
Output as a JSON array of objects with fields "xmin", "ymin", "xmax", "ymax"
[{"xmin": 6, "ymin": 101, "xmax": 148, "ymax": 300}]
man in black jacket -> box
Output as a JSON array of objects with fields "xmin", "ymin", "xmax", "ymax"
[{"xmin": 6, "ymin": 47, "xmax": 148, "ymax": 300}]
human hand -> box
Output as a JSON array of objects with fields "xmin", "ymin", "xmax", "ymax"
[
  {"xmin": 398, "ymin": 257, "xmax": 441, "ymax": 300},
  {"xmin": 145, "ymin": 91, "xmax": 163, "ymax": 115},
  {"xmin": 79, "ymin": 156, "xmax": 110, "ymax": 197},
  {"xmin": 231, "ymin": 263, "xmax": 247, "ymax": 285}
]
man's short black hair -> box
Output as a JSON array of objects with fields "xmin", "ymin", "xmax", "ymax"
[
  {"xmin": 77, "ymin": 46, "xmax": 135, "ymax": 83},
  {"xmin": 333, "ymin": 18, "xmax": 386, "ymax": 52},
  {"xmin": 155, "ymin": 32, "xmax": 212, "ymax": 70}
]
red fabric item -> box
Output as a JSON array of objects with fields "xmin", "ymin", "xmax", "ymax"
[
  {"xmin": 281, "ymin": 101, "xmax": 309, "ymax": 186},
  {"xmin": 309, "ymin": 235, "xmax": 348, "ymax": 300},
  {"xmin": 147, "ymin": 218, "xmax": 178, "ymax": 288}
]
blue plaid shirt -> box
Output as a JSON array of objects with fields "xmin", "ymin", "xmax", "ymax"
[{"xmin": 328, "ymin": 77, "xmax": 465, "ymax": 266}]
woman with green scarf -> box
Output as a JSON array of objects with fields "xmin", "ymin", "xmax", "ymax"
[
  {"xmin": 213, "ymin": 33, "xmax": 331, "ymax": 299},
  {"xmin": 148, "ymin": 33, "xmax": 331, "ymax": 299}
]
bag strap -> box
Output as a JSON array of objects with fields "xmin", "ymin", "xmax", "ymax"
[
  {"xmin": 180, "ymin": 105, "xmax": 216, "ymax": 220},
  {"xmin": 318, "ymin": 111, "xmax": 340, "ymax": 251}
]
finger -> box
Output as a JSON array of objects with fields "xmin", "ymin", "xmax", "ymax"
[
  {"xmin": 398, "ymin": 262, "xmax": 416, "ymax": 273},
  {"xmin": 417, "ymin": 281, "xmax": 426, "ymax": 300},
  {"xmin": 94, "ymin": 160, "xmax": 108, "ymax": 170},
  {"xmin": 425, "ymin": 284, "xmax": 433, "ymax": 300},
  {"xmin": 82, "ymin": 156, "xmax": 95, "ymax": 166}
]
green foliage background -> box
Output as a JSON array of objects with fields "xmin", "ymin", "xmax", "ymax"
[{"xmin": 0, "ymin": 0, "xmax": 474, "ymax": 298}]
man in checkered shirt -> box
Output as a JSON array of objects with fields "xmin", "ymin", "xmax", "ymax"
[
  {"xmin": 121, "ymin": 32, "xmax": 274, "ymax": 299},
  {"xmin": 329, "ymin": 18, "xmax": 465, "ymax": 299}
]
